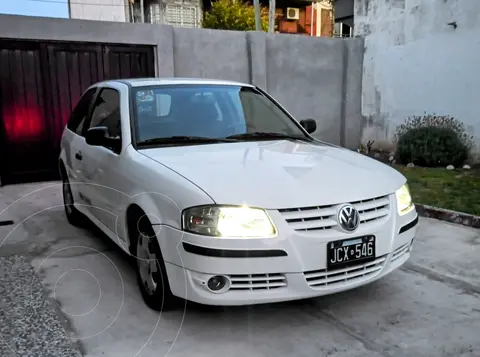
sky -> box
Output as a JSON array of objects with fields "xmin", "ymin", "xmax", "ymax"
[{"xmin": 0, "ymin": 0, "xmax": 69, "ymax": 18}]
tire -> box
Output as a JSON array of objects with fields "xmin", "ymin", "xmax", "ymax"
[
  {"xmin": 61, "ymin": 172, "xmax": 85, "ymax": 227},
  {"xmin": 134, "ymin": 223, "xmax": 178, "ymax": 311}
]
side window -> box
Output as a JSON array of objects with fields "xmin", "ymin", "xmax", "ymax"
[
  {"xmin": 238, "ymin": 88, "xmax": 292, "ymax": 133},
  {"xmin": 66, "ymin": 87, "xmax": 96, "ymax": 136},
  {"xmin": 88, "ymin": 88, "xmax": 122, "ymax": 139}
]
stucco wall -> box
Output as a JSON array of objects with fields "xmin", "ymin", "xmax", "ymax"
[
  {"xmin": 355, "ymin": 0, "xmax": 480, "ymax": 151},
  {"xmin": 0, "ymin": 14, "xmax": 364, "ymax": 147},
  {"xmin": 69, "ymin": 0, "xmax": 127, "ymax": 22}
]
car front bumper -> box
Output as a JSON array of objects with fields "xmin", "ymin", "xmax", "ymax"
[{"xmin": 157, "ymin": 202, "xmax": 418, "ymax": 306}]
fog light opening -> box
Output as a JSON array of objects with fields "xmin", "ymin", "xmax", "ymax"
[{"xmin": 207, "ymin": 275, "xmax": 230, "ymax": 293}]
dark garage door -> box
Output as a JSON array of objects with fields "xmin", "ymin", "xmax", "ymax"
[{"xmin": 0, "ymin": 40, "xmax": 155, "ymax": 185}]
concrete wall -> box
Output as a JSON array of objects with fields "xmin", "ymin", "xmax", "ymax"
[
  {"xmin": 0, "ymin": 14, "xmax": 364, "ymax": 147},
  {"xmin": 355, "ymin": 0, "xmax": 480, "ymax": 152}
]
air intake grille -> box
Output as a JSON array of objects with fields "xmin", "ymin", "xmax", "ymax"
[
  {"xmin": 304, "ymin": 255, "xmax": 387, "ymax": 288},
  {"xmin": 391, "ymin": 242, "xmax": 410, "ymax": 263},
  {"xmin": 229, "ymin": 273, "xmax": 287, "ymax": 291}
]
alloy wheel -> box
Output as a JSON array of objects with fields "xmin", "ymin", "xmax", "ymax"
[{"xmin": 137, "ymin": 233, "xmax": 160, "ymax": 296}]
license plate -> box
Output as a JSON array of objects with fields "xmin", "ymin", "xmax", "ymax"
[{"xmin": 327, "ymin": 235, "xmax": 376, "ymax": 270}]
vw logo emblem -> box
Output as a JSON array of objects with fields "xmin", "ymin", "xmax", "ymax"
[{"xmin": 338, "ymin": 204, "xmax": 360, "ymax": 232}]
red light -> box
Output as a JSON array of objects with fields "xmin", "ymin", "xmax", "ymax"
[
  {"xmin": 192, "ymin": 217, "xmax": 202, "ymax": 225},
  {"xmin": 3, "ymin": 100, "xmax": 44, "ymax": 141}
]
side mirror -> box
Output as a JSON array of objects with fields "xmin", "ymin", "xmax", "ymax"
[
  {"xmin": 85, "ymin": 126, "xmax": 121, "ymax": 152},
  {"xmin": 85, "ymin": 126, "xmax": 110, "ymax": 146},
  {"xmin": 300, "ymin": 119, "xmax": 317, "ymax": 134}
]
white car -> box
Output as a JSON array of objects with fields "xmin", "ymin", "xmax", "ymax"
[{"xmin": 59, "ymin": 78, "xmax": 418, "ymax": 310}]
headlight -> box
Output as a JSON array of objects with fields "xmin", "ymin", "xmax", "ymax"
[
  {"xmin": 182, "ymin": 205, "xmax": 277, "ymax": 238},
  {"xmin": 395, "ymin": 184, "xmax": 414, "ymax": 215}
]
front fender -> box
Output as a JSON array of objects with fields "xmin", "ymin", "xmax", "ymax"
[
  {"xmin": 116, "ymin": 146, "xmax": 216, "ymax": 250},
  {"xmin": 129, "ymin": 191, "xmax": 184, "ymax": 228},
  {"xmin": 118, "ymin": 190, "xmax": 215, "ymax": 248}
]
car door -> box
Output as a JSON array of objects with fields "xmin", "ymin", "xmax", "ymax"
[
  {"xmin": 80, "ymin": 87, "xmax": 124, "ymax": 233},
  {"xmin": 63, "ymin": 87, "xmax": 98, "ymax": 205}
]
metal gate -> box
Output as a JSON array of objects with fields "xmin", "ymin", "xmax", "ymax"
[{"xmin": 0, "ymin": 40, "xmax": 155, "ymax": 185}]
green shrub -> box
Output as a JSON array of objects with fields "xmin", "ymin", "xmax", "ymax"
[
  {"xmin": 394, "ymin": 114, "xmax": 475, "ymax": 150},
  {"xmin": 202, "ymin": 0, "xmax": 269, "ymax": 31},
  {"xmin": 396, "ymin": 126, "xmax": 469, "ymax": 167},
  {"xmin": 394, "ymin": 114, "xmax": 474, "ymax": 167}
]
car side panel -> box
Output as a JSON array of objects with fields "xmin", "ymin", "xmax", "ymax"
[
  {"xmin": 80, "ymin": 85, "xmax": 127, "ymax": 232},
  {"xmin": 60, "ymin": 128, "xmax": 88, "ymax": 204}
]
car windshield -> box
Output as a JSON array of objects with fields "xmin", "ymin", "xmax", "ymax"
[{"xmin": 132, "ymin": 85, "xmax": 309, "ymax": 145}]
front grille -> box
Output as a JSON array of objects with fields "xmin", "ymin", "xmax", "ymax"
[
  {"xmin": 352, "ymin": 195, "xmax": 390, "ymax": 224},
  {"xmin": 229, "ymin": 273, "xmax": 287, "ymax": 291},
  {"xmin": 278, "ymin": 195, "xmax": 390, "ymax": 232},
  {"xmin": 304, "ymin": 255, "xmax": 387, "ymax": 288},
  {"xmin": 391, "ymin": 242, "xmax": 409, "ymax": 263},
  {"xmin": 278, "ymin": 205, "xmax": 337, "ymax": 231}
]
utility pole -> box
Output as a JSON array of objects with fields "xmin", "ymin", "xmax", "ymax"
[
  {"xmin": 253, "ymin": 0, "xmax": 261, "ymax": 31},
  {"xmin": 268, "ymin": 0, "xmax": 275, "ymax": 33}
]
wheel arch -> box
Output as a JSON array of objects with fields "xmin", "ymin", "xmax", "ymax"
[
  {"xmin": 126, "ymin": 203, "xmax": 146, "ymax": 256},
  {"xmin": 58, "ymin": 158, "xmax": 67, "ymax": 177},
  {"xmin": 124, "ymin": 194, "xmax": 175, "ymax": 256}
]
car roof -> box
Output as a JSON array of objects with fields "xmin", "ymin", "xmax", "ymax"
[{"xmin": 97, "ymin": 77, "xmax": 254, "ymax": 88}]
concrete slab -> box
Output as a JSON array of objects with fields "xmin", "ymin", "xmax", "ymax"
[
  {"xmin": 0, "ymin": 182, "xmax": 114, "ymax": 258},
  {"xmin": 407, "ymin": 219, "xmax": 480, "ymax": 288},
  {"xmin": 35, "ymin": 251, "xmax": 387, "ymax": 357},
  {"xmin": 1, "ymin": 182, "xmax": 479, "ymax": 357}
]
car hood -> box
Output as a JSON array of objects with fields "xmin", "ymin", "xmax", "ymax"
[{"xmin": 141, "ymin": 140, "xmax": 406, "ymax": 209}]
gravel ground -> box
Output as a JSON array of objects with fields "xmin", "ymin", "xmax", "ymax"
[{"xmin": 0, "ymin": 255, "xmax": 81, "ymax": 357}]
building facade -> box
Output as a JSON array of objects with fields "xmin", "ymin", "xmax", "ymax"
[
  {"xmin": 355, "ymin": 0, "xmax": 480, "ymax": 150},
  {"xmin": 69, "ymin": 0, "xmax": 129, "ymax": 22},
  {"xmin": 333, "ymin": 0, "xmax": 353, "ymax": 37},
  {"xmin": 275, "ymin": 1, "xmax": 333, "ymax": 37},
  {"xmin": 68, "ymin": 0, "xmax": 202, "ymax": 28},
  {"xmin": 68, "ymin": 0, "xmax": 333, "ymax": 36}
]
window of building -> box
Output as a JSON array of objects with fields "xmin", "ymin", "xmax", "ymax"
[
  {"xmin": 165, "ymin": 4, "xmax": 199, "ymax": 28},
  {"xmin": 147, "ymin": 3, "xmax": 162, "ymax": 24},
  {"xmin": 334, "ymin": 22, "xmax": 353, "ymax": 37}
]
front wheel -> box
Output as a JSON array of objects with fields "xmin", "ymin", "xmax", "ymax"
[{"xmin": 135, "ymin": 227, "xmax": 178, "ymax": 311}]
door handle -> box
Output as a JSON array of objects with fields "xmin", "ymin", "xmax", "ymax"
[{"xmin": 75, "ymin": 152, "xmax": 83, "ymax": 161}]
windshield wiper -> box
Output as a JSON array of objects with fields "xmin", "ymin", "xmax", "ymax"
[
  {"xmin": 225, "ymin": 132, "xmax": 312, "ymax": 142},
  {"xmin": 137, "ymin": 136, "xmax": 235, "ymax": 146}
]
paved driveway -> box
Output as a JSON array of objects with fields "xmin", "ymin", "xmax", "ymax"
[{"xmin": 1, "ymin": 182, "xmax": 479, "ymax": 357}]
